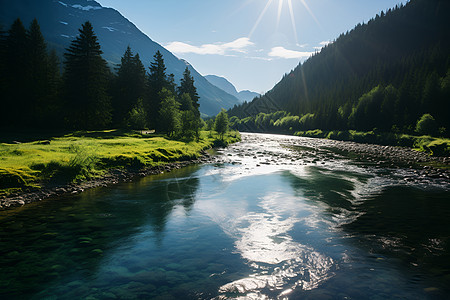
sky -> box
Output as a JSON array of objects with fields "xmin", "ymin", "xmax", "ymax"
[{"xmin": 96, "ymin": 0, "xmax": 406, "ymax": 94}]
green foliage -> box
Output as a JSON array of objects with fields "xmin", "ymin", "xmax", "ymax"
[
  {"xmin": 63, "ymin": 21, "xmax": 111, "ymax": 129},
  {"xmin": 180, "ymin": 110, "xmax": 200, "ymax": 139},
  {"xmin": 0, "ymin": 130, "xmax": 241, "ymax": 196},
  {"xmin": 178, "ymin": 67, "xmax": 200, "ymax": 116},
  {"xmin": 111, "ymin": 46, "xmax": 147, "ymax": 127},
  {"xmin": 147, "ymin": 50, "xmax": 175, "ymax": 130},
  {"xmin": 158, "ymin": 88, "xmax": 180, "ymax": 136},
  {"xmin": 228, "ymin": 0, "xmax": 450, "ymax": 137},
  {"xmin": 214, "ymin": 109, "xmax": 229, "ymax": 139},
  {"xmin": 205, "ymin": 119, "xmax": 214, "ymax": 131},
  {"xmin": 127, "ymin": 98, "xmax": 147, "ymax": 130},
  {"xmin": 415, "ymin": 114, "xmax": 438, "ymax": 136}
]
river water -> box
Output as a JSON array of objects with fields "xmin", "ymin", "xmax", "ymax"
[{"xmin": 1, "ymin": 133, "xmax": 449, "ymax": 299}]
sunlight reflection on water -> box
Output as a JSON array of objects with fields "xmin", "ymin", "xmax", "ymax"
[{"xmin": 207, "ymin": 191, "xmax": 335, "ymax": 298}]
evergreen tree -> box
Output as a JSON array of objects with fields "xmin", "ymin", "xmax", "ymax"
[
  {"xmin": 26, "ymin": 18, "xmax": 50, "ymax": 126},
  {"xmin": 44, "ymin": 49, "xmax": 62, "ymax": 127},
  {"xmin": 179, "ymin": 93, "xmax": 194, "ymax": 112},
  {"xmin": 63, "ymin": 21, "xmax": 111, "ymax": 129},
  {"xmin": 158, "ymin": 88, "xmax": 180, "ymax": 136},
  {"xmin": 111, "ymin": 46, "xmax": 146, "ymax": 126},
  {"xmin": 0, "ymin": 24, "xmax": 6, "ymax": 120},
  {"xmin": 2, "ymin": 18, "xmax": 28, "ymax": 127},
  {"xmin": 147, "ymin": 50, "xmax": 171, "ymax": 130},
  {"xmin": 178, "ymin": 67, "xmax": 200, "ymax": 116}
]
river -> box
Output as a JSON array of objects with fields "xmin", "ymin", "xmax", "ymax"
[{"xmin": 1, "ymin": 133, "xmax": 449, "ymax": 299}]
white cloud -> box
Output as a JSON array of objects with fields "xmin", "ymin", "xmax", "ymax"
[
  {"xmin": 320, "ymin": 40, "xmax": 331, "ymax": 46},
  {"xmin": 268, "ymin": 47, "xmax": 313, "ymax": 59},
  {"xmin": 166, "ymin": 37, "xmax": 254, "ymax": 55}
]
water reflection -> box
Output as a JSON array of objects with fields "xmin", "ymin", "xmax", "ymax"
[
  {"xmin": 0, "ymin": 166, "xmax": 201, "ymax": 298},
  {"xmin": 196, "ymin": 172, "xmax": 336, "ymax": 299},
  {"xmin": 1, "ymin": 133, "xmax": 449, "ymax": 299}
]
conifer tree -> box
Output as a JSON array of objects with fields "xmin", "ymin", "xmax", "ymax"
[
  {"xmin": 147, "ymin": 50, "xmax": 172, "ymax": 130},
  {"xmin": 63, "ymin": 21, "xmax": 111, "ymax": 129},
  {"xmin": 112, "ymin": 46, "xmax": 146, "ymax": 126},
  {"xmin": 0, "ymin": 24, "xmax": 6, "ymax": 121},
  {"xmin": 178, "ymin": 67, "xmax": 200, "ymax": 117},
  {"xmin": 27, "ymin": 19, "xmax": 50, "ymax": 126},
  {"xmin": 2, "ymin": 19, "xmax": 28, "ymax": 127}
]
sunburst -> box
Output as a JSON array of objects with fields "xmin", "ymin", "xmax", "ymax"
[{"xmin": 249, "ymin": 0, "xmax": 320, "ymax": 45}]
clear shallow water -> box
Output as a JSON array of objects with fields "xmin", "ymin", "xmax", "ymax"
[{"xmin": 1, "ymin": 133, "xmax": 449, "ymax": 299}]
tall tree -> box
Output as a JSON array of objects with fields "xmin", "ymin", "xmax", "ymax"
[
  {"xmin": 2, "ymin": 19, "xmax": 28, "ymax": 127},
  {"xmin": 147, "ymin": 50, "xmax": 172, "ymax": 130},
  {"xmin": 63, "ymin": 21, "xmax": 111, "ymax": 129},
  {"xmin": 26, "ymin": 19, "xmax": 50, "ymax": 126},
  {"xmin": 111, "ymin": 46, "xmax": 146, "ymax": 126},
  {"xmin": 0, "ymin": 24, "xmax": 6, "ymax": 120},
  {"xmin": 178, "ymin": 67, "xmax": 200, "ymax": 116}
]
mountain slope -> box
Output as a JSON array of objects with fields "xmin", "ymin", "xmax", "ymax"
[
  {"xmin": 229, "ymin": 0, "xmax": 450, "ymax": 133},
  {"xmin": 205, "ymin": 75, "xmax": 260, "ymax": 103},
  {"xmin": 0, "ymin": 0, "xmax": 240, "ymax": 116}
]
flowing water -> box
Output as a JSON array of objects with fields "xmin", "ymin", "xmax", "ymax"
[{"xmin": 1, "ymin": 133, "xmax": 449, "ymax": 299}]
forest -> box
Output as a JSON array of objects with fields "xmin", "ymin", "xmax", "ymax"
[
  {"xmin": 228, "ymin": 0, "xmax": 450, "ymax": 138},
  {"xmin": 0, "ymin": 19, "xmax": 205, "ymax": 139}
]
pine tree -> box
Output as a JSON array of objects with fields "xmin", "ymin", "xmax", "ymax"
[
  {"xmin": 147, "ymin": 50, "xmax": 171, "ymax": 130},
  {"xmin": 44, "ymin": 49, "xmax": 62, "ymax": 127},
  {"xmin": 2, "ymin": 19, "xmax": 28, "ymax": 127},
  {"xmin": 111, "ymin": 46, "xmax": 146, "ymax": 126},
  {"xmin": 0, "ymin": 24, "xmax": 6, "ymax": 122},
  {"xmin": 178, "ymin": 67, "xmax": 200, "ymax": 116},
  {"xmin": 27, "ymin": 19, "xmax": 50, "ymax": 126},
  {"xmin": 63, "ymin": 21, "xmax": 111, "ymax": 129}
]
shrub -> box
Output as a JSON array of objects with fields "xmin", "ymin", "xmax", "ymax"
[{"xmin": 416, "ymin": 114, "xmax": 438, "ymax": 136}]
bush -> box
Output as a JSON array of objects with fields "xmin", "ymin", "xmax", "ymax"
[{"xmin": 416, "ymin": 113, "xmax": 438, "ymax": 136}]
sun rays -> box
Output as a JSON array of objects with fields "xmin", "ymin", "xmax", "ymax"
[{"xmin": 249, "ymin": 0, "xmax": 320, "ymax": 45}]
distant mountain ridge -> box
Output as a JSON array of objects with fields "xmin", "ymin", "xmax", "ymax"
[
  {"xmin": 0, "ymin": 0, "xmax": 240, "ymax": 116},
  {"xmin": 205, "ymin": 75, "xmax": 260, "ymax": 103}
]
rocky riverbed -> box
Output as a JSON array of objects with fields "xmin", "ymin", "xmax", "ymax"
[
  {"xmin": 212, "ymin": 133, "xmax": 450, "ymax": 185},
  {"xmin": 2, "ymin": 133, "xmax": 449, "ymax": 210}
]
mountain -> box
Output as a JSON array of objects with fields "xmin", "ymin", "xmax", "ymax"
[
  {"xmin": 0, "ymin": 0, "xmax": 240, "ymax": 116},
  {"xmin": 228, "ymin": 0, "xmax": 450, "ymax": 134},
  {"xmin": 205, "ymin": 75, "xmax": 260, "ymax": 103}
]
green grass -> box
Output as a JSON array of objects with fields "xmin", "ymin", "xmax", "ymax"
[
  {"xmin": 0, "ymin": 130, "xmax": 240, "ymax": 197},
  {"xmin": 294, "ymin": 129, "xmax": 450, "ymax": 156}
]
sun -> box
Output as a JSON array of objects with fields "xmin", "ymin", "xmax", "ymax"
[{"xmin": 249, "ymin": 0, "xmax": 320, "ymax": 46}]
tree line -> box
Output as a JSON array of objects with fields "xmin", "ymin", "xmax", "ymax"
[
  {"xmin": 0, "ymin": 18, "xmax": 202, "ymax": 138},
  {"xmin": 228, "ymin": 0, "xmax": 450, "ymax": 137}
]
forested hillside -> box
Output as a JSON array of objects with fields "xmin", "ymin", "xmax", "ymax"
[
  {"xmin": 0, "ymin": 19, "xmax": 202, "ymax": 137},
  {"xmin": 0, "ymin": 0, "xmax": 240, "ymax": 116},
  {"xmin": 228, "ymin": 0, "xmax": 450, "ymax": 137}
]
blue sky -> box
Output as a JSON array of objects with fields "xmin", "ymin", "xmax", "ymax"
[{"xmin": 96, "ymin": 0, "xmax": 406, "ymax": 94}]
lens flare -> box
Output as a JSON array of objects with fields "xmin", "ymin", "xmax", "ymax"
[
  {"xmin": 276, "ymin": 0, "xmax": 284, "ymax": 30},
  {"xmin": 249, "ymin": 0, "xmax": 320, "ymax": 45}
]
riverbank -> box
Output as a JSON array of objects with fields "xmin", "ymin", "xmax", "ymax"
[
  {"xmin": 213, "ymin": 133, "xmax": 450, "ymax": 182},
  {"xmin": 293, "ymin": 129, "xmax": 450, "ymax": 157},
  {"xmin": 0, "ymin": 130, "xmax": 240, "ymax": 209}
]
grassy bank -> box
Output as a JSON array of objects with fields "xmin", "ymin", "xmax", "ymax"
[
  {"xmin": 0, "ymin": 130, "xmax": 240, "ymax": 197},
  {"xmin": 293, "ymin": 129, "xmax": 450, "ymax": 157}
]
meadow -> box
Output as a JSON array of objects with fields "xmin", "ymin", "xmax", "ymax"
[{"xmin": 0, "ymin": 130, "xmax": 240, "ymax": 197}]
